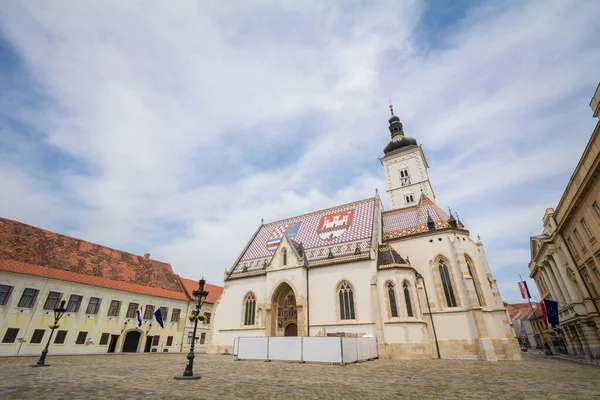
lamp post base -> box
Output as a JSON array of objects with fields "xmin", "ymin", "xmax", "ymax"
[
  {"xmin": 30, "ymin": 364, "xmax": 51, "ymax": 367},
  {"xmin": 173, "ymin": 375, "xmax": 201, "ymax": 380}
]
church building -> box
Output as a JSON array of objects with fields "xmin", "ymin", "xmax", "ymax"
[{"xmin": 208, "ymin": 107, "xmax": 521, "ymax": 361}]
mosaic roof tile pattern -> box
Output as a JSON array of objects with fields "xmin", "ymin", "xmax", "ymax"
[
  {"xmin": 382, "ymin": 194, "xmax": 451, "ymax": 240},
  {"xmin": 232, "ymin": 198, "xmax": 375, "ymax": 273}
]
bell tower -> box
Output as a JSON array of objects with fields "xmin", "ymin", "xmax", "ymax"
[{"xmin": 379, "ymin": 104, "xmax": 435, "ymax": 210}]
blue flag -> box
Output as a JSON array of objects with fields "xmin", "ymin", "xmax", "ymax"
[
  {"xmin": 154, "ymin": 309, "xmax": 164, "ymax": 329},
  {"xmin": 543, "ymin": 299, "xmax": 559, "ymax": 328}
]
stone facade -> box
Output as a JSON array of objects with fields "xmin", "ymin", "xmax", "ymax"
[
  {"xmin": 529, "ymin": 84, "xmax": 600, "ymax": 357},
  {"xmin": 209, "ymin": 111, "xmax": 521, "ymax": 361}
]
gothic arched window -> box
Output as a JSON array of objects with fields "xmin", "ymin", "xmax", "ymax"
[
  {"xmin": 403, "ymin": 281, "xmax": 414, "ymax": 317},
  {"xmin": 282, "ymin": 248, "xmax": 287, "ymax": 266},
  {"xmin": 465, "ymin": 255, "xmax": 486, "ymax": 307},
  {"xmin": 387, "ymin": 282, "xmax": 398, "ymax": 318},
  {"xmin": 244, "ymin": 293, "xmax": 256, "ymax": 326},
  {"xmin": 438, "ymin": 258, "xmax": 458, "ymax": 307},
  {"xmin": 338, "ymin": 282, "xmax": 356, "ymax": 320}
]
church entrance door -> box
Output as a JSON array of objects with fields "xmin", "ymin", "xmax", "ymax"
[
  {"xmin": 272, "ymin": 283, "xmax": 298, "ymax": 336},
  {"xmin": 284, "ymin": 323, "xmax": 297, "ymax": 337},
  {"xmin": 122, "ymin": 331, "xmax": 140, "ymax": 353}
]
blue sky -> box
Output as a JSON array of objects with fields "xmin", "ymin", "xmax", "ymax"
[{"xmin": 1, "ymin": 1, "xmax": 599, "ymax": 303}]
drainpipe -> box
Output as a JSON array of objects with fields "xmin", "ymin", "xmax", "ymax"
[
  {"xmin": 306, "ymin": 265, "xmax": 310, "ymax": 337},
  {"xmin": 415, "ymin": 271, "xmax": 441, "ymax": 359}
]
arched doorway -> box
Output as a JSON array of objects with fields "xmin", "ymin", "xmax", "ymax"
[
  {"xmin": 285, "ymin": 323, "xmax": 297, "ymax": 337},
  {"xmin": 122, "ymin": 330, "xmax": 141, "ymax": 353},
  {"xmin": 272, "ymin": 283, "xmax": 297, "ymax": 336}
]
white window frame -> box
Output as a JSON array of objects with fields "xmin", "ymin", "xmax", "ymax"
[{"xmin": 581, "ymin": 218, "xmax": 594, "ymax": 240}]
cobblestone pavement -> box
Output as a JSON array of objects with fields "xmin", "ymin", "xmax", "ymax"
[{"xmin": 1, "ymin": 353, "xmax": 599, "ymax": 399}]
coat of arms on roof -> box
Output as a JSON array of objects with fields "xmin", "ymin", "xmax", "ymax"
[
  {"xmin": 266, "ymin": 221, "xmax": 301, "ymax": 253},
  {"xmin": 317, "ymin": 210, "xmax": 353, "ymax": 241}
]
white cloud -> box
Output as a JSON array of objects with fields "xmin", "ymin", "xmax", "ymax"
[{"xmin": 0, "ymin": 0, "xmax": 598, "ymax": 306}]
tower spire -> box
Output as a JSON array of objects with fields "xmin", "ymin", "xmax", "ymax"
[{"xmin": 383, "ymin": 103, "xmax": 417, "ymax": 155}]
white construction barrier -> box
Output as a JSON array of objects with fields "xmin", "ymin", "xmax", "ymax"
[{"xmin": 235, "ymin": 336, "xmax": 377, "ymax": 364}]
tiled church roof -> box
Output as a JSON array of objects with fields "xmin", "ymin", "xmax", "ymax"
[
  {"xmin": 0, "ymin": 217, "xmax": 187, "ymax": 300},
  {"xmin": 230, "ymin": 197, "xmax": 375, "ymax": 275},
  {"xmin": 382, "ymin": 194, "xmax": 452, "ymax": 240}
]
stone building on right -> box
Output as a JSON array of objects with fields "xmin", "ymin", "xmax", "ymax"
[{"xmin": 529, "ymin": 83, "xmax": 600, "ymax": 357}]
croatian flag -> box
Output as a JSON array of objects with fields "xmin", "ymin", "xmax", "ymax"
[
  {"xmin": 136, "ymin": 305, "xmax": 143, "ymax": 328},
  {"xmin": 518, "ymin": 281, "xmax": 531, "ymax": 299}
]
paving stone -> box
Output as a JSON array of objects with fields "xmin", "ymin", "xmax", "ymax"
[{"xmin": 0, "ymin": 353, "xmax": 599, "ymax": 399}]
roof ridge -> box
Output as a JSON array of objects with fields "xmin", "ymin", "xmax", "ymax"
[{"xmin": 262, "ymin": 196, "xmax": 376, "ymax": 227}]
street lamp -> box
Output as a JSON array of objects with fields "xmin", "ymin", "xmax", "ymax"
[
  {"xmin": 174, "ymin": 277, "xmax": 209, "ymax": 380},
  {"xmin": 32, "ymin": 299, "xmax": 67, "ymax": 367}
]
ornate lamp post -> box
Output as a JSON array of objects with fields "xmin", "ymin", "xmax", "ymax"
[
  {"xmin": 32, "ymin": 299, "xmax": 67, "ymax": 367},
  {"xmin": 174, "ymin": 277, "xmax": 209, "ymax": 380}
]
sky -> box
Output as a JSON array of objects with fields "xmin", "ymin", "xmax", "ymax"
[{"xmin": 0, "ymin": 1, "xmax": 599, "ymax": 304}]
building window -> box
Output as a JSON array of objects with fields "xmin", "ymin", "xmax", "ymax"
[
  {"xmin": 466, "ymin": 256, "xmax": 486, "ymax": 307},
  {"xmin": 338, "ymin": 281, "xmax": 356, "ymax": 320},
  {"xmin": 2, "ymin": 328, "xmax": 19, "ymax": 343},
  {"xmin": 567, "ymin": 237, "xmax": 579, "ymax": 257},
  {"xmin": 126, "ymin": 302, "xmax": 138, "ymax": 319},
  {"xmin": 99, "ymin": 333, "xmax": 110, "ymax": 345},
  {"xmin": 582, "ymin": 271, "xmax": 598, "ymax": 298},
  {"xmin": 66, "ymin": 295, "xmax": 83, "ymax": 313},
  {"xmin": 438, "ymin": 258, "xmax": 458, "ymax": 308},
  {"xmin": 0, "ymin": 284, "xmax": 13, "ymax": 306},
  {"xmin": 400, "ymin": 169, "xmax": 411, "ymax": 186},
  {"xmin": 30, "ymin": 329, "xmax": 45, "ymax": 344},
  {"xmin": 159, "ymin": 307, "xmax": 168, "ymax": 321},
  {"xmin": 152, "ymin": 335, "xmax": 160, "ymax": 346},
  {"xmin": 171, "ymin": 308, "xmax": 181, "ymax": 322},
  {"xmin": 244, "ymin": 293, "xmax": 256, "ymax": 326},
  {"xmin": 593, "ymin": 201, "xmax": 600, "ymax": 218},
  {"xmin": 18, "ymin": 288, "xmax": 39, "ymax": 308},
  {"xmin": 405, "ymin": 194, "xmax": 415, "ymax": 204},
  {"xmin": 200, "ymin": 333, "xmax": 206, "ymax": 344},
  {"xmin": 166, "ymin": 336, "xmax": 173, "ymax": 346},
  {"xmin": 574, "ymin": 229, "xmax": 585, "ymax": 249},
  {"xmin": 144, "ymin": 305, "xmax": 155, "ymax": 320},
  {"xmin": 204, "ymin": 312, "xmax": 211, "ymax": 324},
  {"xmin": 43, "ymin": 291, "xmax": 62, "ymax": 310},
  {"xmin": 107, "ymin": 300, "xmax": 121, "ymax": 317},
  {"xmin": 593, "ymin": 268, "xmax": 600, "ymax": 288},
  {"xmin": 387, "ymin": 282, "xmax": 398, "ymax": 318},
  {"xmin": 581, "ymin": 218, "xmax": 594, "ymax": 240},
  {"xmin": 86, "ymin": 297, "xmax": 101, "ymax": 314},
  {"xmin": 403, "ymin": 281, "xmax": 414, "ymax": 317},
  {"xmin": 187, "ymin": 332, "xmax": 194, "ymax": 344},
  {"xmin": 282, "ymin": 248, "xmax": 287, "ymax": 266},
  {"xmin": 54, "ymin": 330, "xmax": 68, "ymax": 344},
  {"xmin": 75, "ymin": 331, "xmax": 88, "ymax": 345}
]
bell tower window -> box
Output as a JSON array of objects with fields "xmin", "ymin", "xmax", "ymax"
[
  {"xmin": 404, "ymin": 194, "xmax": 415, "ymax": 204},
  {"xmin": 399, "ymin": 168, "xmax": 411, "ymax": 187}
]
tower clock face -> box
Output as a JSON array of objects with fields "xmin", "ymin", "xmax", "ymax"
[{"xmin": 401, "ymin": 176, "xmax": 411, "ymax": 186}]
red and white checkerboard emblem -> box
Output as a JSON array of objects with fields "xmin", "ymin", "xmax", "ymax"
[
  {"xmin": 317, "ymin": 210, "xmax": 353, "ymax": 241},
  {"xmin": 267, "ymin": 225, "xmax": 287, "ymax": 252}
]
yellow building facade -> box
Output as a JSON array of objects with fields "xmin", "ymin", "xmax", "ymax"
[{"xmin": 0, "ymin": 217, "xmax": 221, "ymax": 357}]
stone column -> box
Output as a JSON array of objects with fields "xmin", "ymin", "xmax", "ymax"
[
  {"xmin": 547, "ymin": 255, "xmax": 572, "ymax": 304},
  {"xmin": 541, "ymin": 266, "xmax": 562, "ymax": 304},
  {"xmin": 574, "ymin": 323, "xmax": 593, "ymax": 356},
  {"xmin": 579, "ymin": 321, "xmax": 600, "ymax": 356},
  {"xmin": 553, "ymin": 248, "xmax": 583, "ymax": 302}
]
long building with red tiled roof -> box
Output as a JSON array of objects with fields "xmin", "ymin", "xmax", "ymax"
[{"xmin": 0, "ymin": 217, "xmax": 222, "ymax": 357}]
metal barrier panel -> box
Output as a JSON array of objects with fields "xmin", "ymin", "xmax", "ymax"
[
  {"xmin": 233, "ymin": 338, "xmax": 239, "ymax": 356},
  {"xmin": 268, "ymin": 337, "xmax": 302, "ymax": 361},
  {"xmin": 302, "ymin": 337, "xmax": 343, "ymax": 364},
  {"xmin": 342, "ymin": 337, "xmax": 358, "ymax": 363},
  {"xmin": 357, "ymin": 338, "xmax": 369, "ymax": 361},
  {"xmin": 237, "ymin": 337, "xmax": 268, "ymax": 360}
]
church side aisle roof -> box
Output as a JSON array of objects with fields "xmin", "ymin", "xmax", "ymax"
[
  {"xmin": 382, "ymin": 194, "xmax": 451, "ymax": 240},
  {"xmin": 229, "ymin": 197, "xmax": 375, "ymax": 275},
  {"xmin": 377, "ymin": 244, "xmax": 411, "ymax": 269}
]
